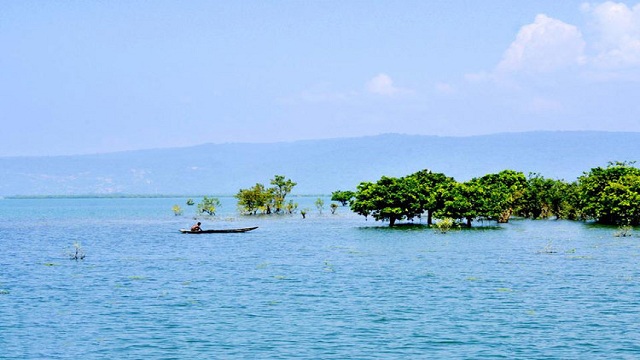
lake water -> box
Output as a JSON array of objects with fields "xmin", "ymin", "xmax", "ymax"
[{"xmin": 1, "ymin": 197, "xmax": 639, "ymax": 359}]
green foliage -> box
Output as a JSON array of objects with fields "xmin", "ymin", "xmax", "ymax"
[
  {"xmin": 330, "ymin": 203, "xmax": 339, "ymax": 214},
  {"xmin": 350, "ymin": 175, "xmax": 425, "ymax": 226},
  {"xmin": 284, "ymin": 200, "xmax": 298, "ymax": 214},
  {"xmin": 408, "ymin": 169, "xmax": 456, "ymax": 225},
  {"xmin": 236, "ymin": 183, "xmax": 272, "ymax": 215},
  {"xmin": 346, "ymin": 161, "xmax": 640, "ymax": 228},
  {"xmin": 331, "ymin": 190, "xmax": 355, "ymax": 206},
  {"xmin": 516, "ymin": 174, "xmax": 581, "ymax": 220},
  {"xmin": 236, "ymin": 175, "xmax": 297, "ymax": 215},
  {"xmin": 172, "ymin": 204, "xmax": 183, "ymax": 216},
  {"xmin": 197, "ymin": 196, "xmax": 221, "ymax": 216},
  {"xmin": 315, "ymin": 197, "xmax": 325, "ymax": 214},
  {"xmin": 270, "ymin": 175, "xmax": 297, "ymax": 213},
  {"xmin": 186, "ymin": 198, "xmax": 194, "ymax": 206},
  {"xmin": 578, "ymin": 161, "xmax": 640, "ymax": 225},
  {"xmin": 436, "ymin": 180, "xmax": 482, "ymax": 227},
  {"xmin": 434, "ymin": 217, "xmax": 455, "ymax": 234}
]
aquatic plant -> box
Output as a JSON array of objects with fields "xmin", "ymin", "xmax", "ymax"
[
  {"xmin": 330, "ymin": 203, "xmax": 338, "ymax": 214},
  {"xmin": 614, "ymin": 225, "xmax": 633, "ymax": 237},
  {"xmin": 434, "ymin": 218, "xmax": 455, "ymax": 234},
  {"xmin": 537, "ymin": 241, "xmax": 557, "ymax": 254},
  {"xmin": 70, "ymin": 242, "xmax": 85, "ymax": 260},
  {"xmin": 172, "ymin": 204, "xmax": 183, "ymax": 216},
  {"xmin": 285, "ymin": 200, "xmax": 298, "ymax": 214},
  {"xmin": 197, "ymin": 196, "xmax": 221, "ymax": 216},
  {"xmin": 315, "ymin": 197, "xmax": 325, "ymax": 214}
]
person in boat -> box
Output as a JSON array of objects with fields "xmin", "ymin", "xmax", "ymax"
[{"xmin": 191, "ymin": 222, "xmax": 202, "ymax": 232}]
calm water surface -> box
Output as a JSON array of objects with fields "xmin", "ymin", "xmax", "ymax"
[{"xmin": 1, "ymin": 197, "xmax": 639, "ymax": 359}]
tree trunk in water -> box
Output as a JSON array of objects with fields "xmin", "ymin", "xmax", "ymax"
[
  {"xmin": 427, "ymin": 210, "xmax": 433, "ymax": 225},
  {"xmin": 498, "ymin": 208, "xmax": 512, "ymax": 223},
  {"xmin": 465, "ymin": 217, "xmax": 472, "ymax": 228},
  {"xmin": 389, "ymin": 217, "xmax": 396, "ymax": 227}
]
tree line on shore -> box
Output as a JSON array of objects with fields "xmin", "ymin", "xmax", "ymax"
[{"xmin": 176, "ymin": 161, "xmax": 640, "ymax": 228}]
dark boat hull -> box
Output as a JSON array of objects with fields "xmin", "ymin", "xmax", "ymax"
[{"xmin": 179, "ymin": 226, "xmax": 258, "ymax": 234}]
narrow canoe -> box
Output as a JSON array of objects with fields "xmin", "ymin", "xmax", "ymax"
[{"xmin": 179, "ymin": 226, "xmax": 258, "ymax": 234}]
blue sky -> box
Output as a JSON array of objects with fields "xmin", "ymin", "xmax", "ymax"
[{"xmin": 1, "ymin": 1, "xmax": 640, "ymax": 156}]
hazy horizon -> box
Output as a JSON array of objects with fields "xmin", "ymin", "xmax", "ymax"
[
  {"xmin": 1, "ymin": 129, "xmax": 638, "ymax": 159},
  {"xmin": 3, "ymin": 1, "xmax": 640, "ymax": 157}
]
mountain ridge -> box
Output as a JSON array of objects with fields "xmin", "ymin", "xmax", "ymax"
[{"xmin": 1, "ymin": 131, "xmax": 638, "ymax": 196}]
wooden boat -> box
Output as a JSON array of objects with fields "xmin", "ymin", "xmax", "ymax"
[{"xmin": 179, "ymin": 226, "xmax": 258, "ymax": 234}]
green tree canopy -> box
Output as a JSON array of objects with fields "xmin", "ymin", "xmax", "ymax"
[
  {"xmin": 578, "ymin": 161, "xmax": 640, "ymax": 225},
  {"xmin": 350, "ymin": 175, "xmax": 424, "ymax": 226},
  {"xmin": 270, "ymin": 175, "xmax": 297, "ymax": 213},
  {"xmin": 236, "ymin": 175, "xmax": 297, "ymax": 215},
  {"xmin": 436, "ymin": 170, "xmax": 526, "ymax": 226},
  {"xmin": 236, "ymin": 183, "xmax": 273, "ymax": 215},
  {"xmin": 197, "ymin": 196, "xmax": 221, "ymax": 216},
  {"xmin": 516, "ymin": 174, "xmax": 580, "ymax": 220},
  {"xmin": 331, "ymin": 190, "xmax": 355, "ymax": 206},
  {"xmin": 408, "ymin": 169, "xmax": 456, "ymax": 225},
  {"xmin": 475, "ymin": 170, "xmax": 527, "ymax": 223},
  {"xmin": 436, "ymin": 180, "xmax": 483, "ymax": 227}
]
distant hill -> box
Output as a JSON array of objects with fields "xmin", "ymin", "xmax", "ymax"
[{"xmin": 1, "ymin": 131, "xmax": 639, "ymax": 196}]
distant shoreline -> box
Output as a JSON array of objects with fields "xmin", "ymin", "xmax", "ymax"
[{"xmin": 2, "ymin": 194, "xmax": 329, "ymax": 200}]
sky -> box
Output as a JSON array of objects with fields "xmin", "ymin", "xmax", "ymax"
[{"xmin": 1, "ymin": 1, "xmax": 640, "ymax": 157}]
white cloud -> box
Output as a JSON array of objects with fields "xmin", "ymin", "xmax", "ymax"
[
  {"xmin": 366, "ymin": 73, "xmax": 405, "ymax": 95},
  {"xmin": 496, "ymin": 14, "xmax": 586, "ymax": 73},
  {"xmin": 582, "ymin": 1, "xmax": 640, "ymax": 68},
  {"xmin": 435, "ymin": 82, "xmax": 456, "ymax": 94}
]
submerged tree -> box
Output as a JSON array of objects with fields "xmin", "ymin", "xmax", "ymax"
[
  {"xmin": 315, "ymin": 197, "xmax": 325, "ymax": 214},
  {"xmin": 236, "ymin": 183, "xmax": 272, "ymax": 215},
  {"xmin": 517, "ymin": 174, "xmax": 579, "ymax": 220},
  {"xmin": 578, "ymin": 161, "xmax": 640, "ymax": 225},
  {"xmin": 350, "ymin": 175, "xmax": 424, "ymax": 227},
  {"xmin": 236, "ymin": 175, "xmax": 297, "ymax": 215},
  {"xmin": 172, "ymin": 204, "xmax": 184, "ymax": 216},
  {"xmin": 270, "ymin": 175, "xmax": 297, "ymax": 213},
  {"xmin": 331, "ymin": 190, "xmax": 355, "ymax": 206},
  {"xmin": 197, "ymin": 196, "xmax": 221, "ymax": 216},
  {"xmin": 475, "ymin": 170, "xmax": 527, "ymax": 223},
  {"xmin": 436, "ymin": 180, "xmax": 483, "ymax": 228},
  {"xmin": 409, "ymin": 169, "xmax": 456, "ymax": 225}
]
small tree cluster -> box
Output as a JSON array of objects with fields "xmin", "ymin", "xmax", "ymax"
[
  {"xmin": 236, "ymin": 175, "xmax": 297, "ymax": 215},
  {"xmin": 197, "ymin": 196, "xmax": 221, "ymax": 216}
]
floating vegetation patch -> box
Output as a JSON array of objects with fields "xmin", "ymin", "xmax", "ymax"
[
  {"xmin": 0, "ymin": 289, "xmax": 10, "ymax": 295},
  {"xmin": 256, "ymin": 262, "xmax": 271, "ymax": 269},
  {"xmin": 128, "ymin": 276, "xmax": 146, "ymax": 281},
  {"xmin": 323, "ymin": 260, "xmax": 335, "ymax": 272},
  {"xmin": 614, "ymin": 225, "xmax": 633, "ymax": 238},
  {"xmin": 568, "ymin": 255, "xmax": 594, "ymax": 260},
  {"xmin": 497, "ymin": 287, "xmax": 514, "ymax": 292},
  {"xmin": 537, "ymin": 241, "xmax": 557, "ymax": 254},
  {"xmin": 44, "ymin": 263, "xmax": 58, "ymax": 266},
  {"xmin": 181, "ymin": 281, "xmax": 191, "ymax": 286},
  {"xmin": 273, "ymin": 275, "xmax": 287, "ymax": 280},
  {"xmin": 466, "ymin": 277, "xmax": 480, "ymax": 281}
]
